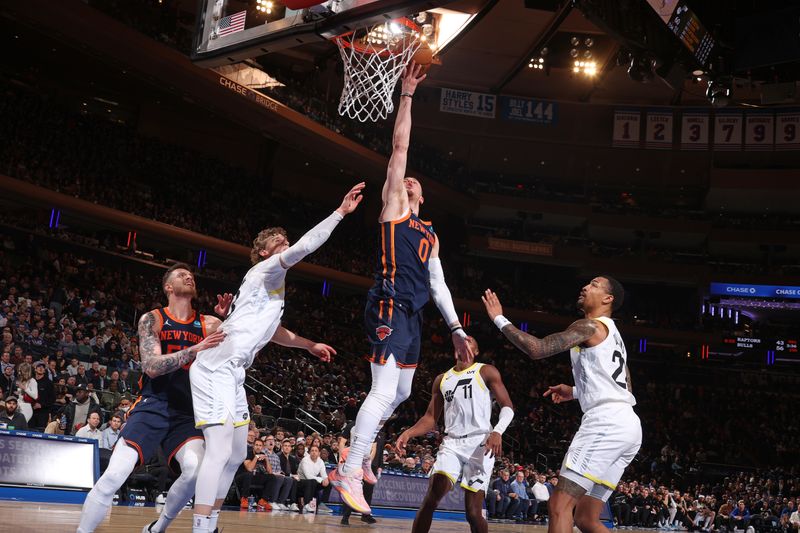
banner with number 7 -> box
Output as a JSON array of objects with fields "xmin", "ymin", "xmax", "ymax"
[{"xmin": 713, "ymin": 112, "xmax": 743, "ymax": 151}]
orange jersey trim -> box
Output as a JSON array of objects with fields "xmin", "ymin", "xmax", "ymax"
[
  {"xmin": 200, "ymin": 315, "xmax": 207, "ymax": 338},
  {"xmin": 123, "ymin": 438, "xmax": 145, "ymax": 466},
  {"xmin": 167, "ymin": 435, "xmax": 204, "ymax": 474},
  {"xmin": 128, "ymin": 394, "xmax": 143, "ymax": 414},
  {"xmin": 396, "ymin": 362, "xmax": 418, "ymax": 369},
  {"xmin": 162, "ymin": 307, "xmax": 197, "ymax": 325}
]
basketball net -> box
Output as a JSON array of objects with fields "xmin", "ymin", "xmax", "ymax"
[{"xmin": 334, "ymin": 20, "xmax": 422, "ymax": 123}]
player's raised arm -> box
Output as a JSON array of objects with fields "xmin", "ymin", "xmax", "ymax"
[
  {"xmin": 272, "ymin": 182, "xmax": 364, "ymax": 270},
  {"xmin": 482, "ymin": 289, "xmax": 602, "ymax": 360},
  {"xmin": 138, "ymin": 310, "xmax": 226, "ymax": 378},
  {"xmin": 382, "ymin": 63, "xmax": 425, "ymax": 219},
  {"xmin": 270, "ymin": 325, "xmax": 336, "ymax": 362},
  {"xmin": 395, "ymin": 374, "xmax": 444, "ymax": 456},
  {"xmin": 480, "ymin": 365, "xmax": 514, "ymax": 458},
  {"xmin": 428, "ymin": 236, "xmax": 473, "ymax": 362}
]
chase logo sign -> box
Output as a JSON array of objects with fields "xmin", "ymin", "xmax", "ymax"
[{"xmin": 710, "ymin": 283, "xmax": 800, "ymax": 299}]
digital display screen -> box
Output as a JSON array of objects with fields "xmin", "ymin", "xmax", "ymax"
[
  {"xmin": 0, "ymin": 431, "xmax": 97, "ymax": 490},
  {"xmin": 721, "ymin": 337, "xmax": 798, "ymax": 354},
  {"xmin": 647, "ymin": 0, "xmax": 715, "ymax": 67}
]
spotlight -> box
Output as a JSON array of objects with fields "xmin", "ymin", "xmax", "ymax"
[
  {"xmin": 570, "ymin": 48, "xmax": 578, "ymax": 58},
  {"xmin": 627, "ymin": 54, "xmax": 654, "ymax": 83},
  {"xmin": 584, "ymin": 37, "xmax": 594, "ymax": 47},
  {"xmin": 706, "ymin": 79, "xmax": 732, "ymax": 107},
  {"xmin": 583, "ymin": 50, "xmax": 592, "ymax": 59},
  {"xmin": 570, "ymin": 36, "xmax": 580, "ymax": 46}
]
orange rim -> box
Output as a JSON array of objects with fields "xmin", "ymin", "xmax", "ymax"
[{"xmin": 333, "ymin": 17, "xmax": 421, "ymax": 58}]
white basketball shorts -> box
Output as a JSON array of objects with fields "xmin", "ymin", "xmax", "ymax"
[
  {"xmin": 432, "ymin": 434, "xmax": 495, "ymax": 494},
  {"xmin": 561, "ymin": 401, "xmax": 641, "ymax": 502},
  {"xmin": 189, "ymin": 359, "xmax": 249, "ymax": 429}
]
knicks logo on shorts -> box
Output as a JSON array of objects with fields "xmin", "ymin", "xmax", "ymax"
[{"xmin": 375, "ymin": 325, "xmax": 393, "ymax": 341}]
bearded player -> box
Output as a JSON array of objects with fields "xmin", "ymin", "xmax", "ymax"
[
  {"xmin": 329, "ymin": 63, "xmax": 473, "ymax": 514},
  {"xmin": 482, "ymin": 276, "xmax": 641, "ymax": 533},
  {"xmin": 77, "ymin": 263, "xmax": 227, "ymax": 533}
]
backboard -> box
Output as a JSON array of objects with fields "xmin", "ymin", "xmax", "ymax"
[{"xmin": 192, "ymin": 0, "xmax": 456, "ymax": 67}]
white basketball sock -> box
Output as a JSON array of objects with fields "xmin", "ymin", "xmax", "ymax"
[
  {"xmin": 151, "ymin": 439, "xmax": 204, "ymax": 532},
  {"xmin": 77, "ymin": 440, "xmax": 139, "ymax": 533},
  {"xmin": 209, "ymin": 509, "xmax": 221, "ymax": 532},
  {"xmin": 192, "ymin": 513, "xmax": 212, "ymax": 533}
]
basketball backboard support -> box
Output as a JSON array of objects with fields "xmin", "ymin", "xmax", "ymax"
[{"xmin": 192, "ymin": 0, "xmax": 457, "ymax": 67}]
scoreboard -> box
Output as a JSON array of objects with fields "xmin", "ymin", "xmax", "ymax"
[{"xmin": 721, "ymin": 337, "xmax": 798, "ymax": 353}]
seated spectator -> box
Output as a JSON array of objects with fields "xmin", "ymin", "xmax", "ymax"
[
  {"xmin": 0, "ymin": 395, "xmax": 27, "ymax": 430},
  {"xmin": 64, "ymin": 384, "xmax": 102, "ymax": 435},
  {"xmin": 0, "ymin": 364, "xmax": 14, "ymax": 397},
  {"xmin": 487, "ymin": 469, "xmax": 515, "ymax": 519},
  {"xmin": 44, "ymin": 410, "xmax": 66, "ymax": 435},
  {"xmin": 530, "ymin": 474, "xmax": 550, "ymax": 521},
  {"xmin": 100, "ymin": 381, "xmax": 122, "ymax": 412},
  {"xmin": 509, "ymin": 470, "xmax": 531, "ymax": 521},
  {"xmin": 297, "ymin": 444, "xmax": 330, "ymax": 513},
  {"xmin": 716, "ymin": 498, "xmax": 735, "ymax": 532},
  {"xmin": 235, "ymin": 437, "xmax": 273, "ymax": 511},
  {"xmin": 731, "ymin": 500, "xmax": 751, "ymax": 531},
  {"xmin": 251, "ymin": 404, "xmax": 269, "ymax": 429},
  {"xmin": 75, "ymin": 411, "xmax": 102, "ymax": 440},
  {"xmin": 100, "ymin": 413, "xmax": 122, "ymax": 450},
  {"xmin": 277, "ymin": 439, "xmax": 300, "ymax": 511}
]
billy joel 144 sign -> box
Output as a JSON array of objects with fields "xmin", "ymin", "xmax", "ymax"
[{"xmin": 501, "ymin": 97, "xmax": 557, "ymax": 124}]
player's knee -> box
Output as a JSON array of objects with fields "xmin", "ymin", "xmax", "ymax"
[
  {"xmin": 575, "ymin": 512, "xmax": 601, "ymax": 532},
  {"xmin": 178, "ymin": 450, "xmax": 202, "ymax": 480},
  {"xmin": 465, "ymin": 505, "xmax": 484, "ymax": 526}
]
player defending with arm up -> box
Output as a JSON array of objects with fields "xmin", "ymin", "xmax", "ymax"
[
  {"xmin": 329, "ymin": 63, "xmax": 473, "ymax": 515},
  {"xmin": 189, "ymin": 183, "xmax": 363, "ymax": 533},
  {"xmin": 482, "ymin": 276, "xmax": 641, "ymax": 533},
  {"xmin": 396, "ymin": 337, "xmax": 513, "ymax": 533}
]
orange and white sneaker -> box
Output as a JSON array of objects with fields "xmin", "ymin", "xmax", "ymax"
[
  {"xmin": 361, "ymin": 458, "xmax": 377, "ymax": 485},
  {"xmin": 328, "ymin": 467, "xmax": 371, "ymax": 514}
]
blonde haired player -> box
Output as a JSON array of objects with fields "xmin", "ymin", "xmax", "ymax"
[
  {"xmin": 396, "ymin": 337, "xmax": 514, "ymax": 533},
  {"xmin": 482, "ymin": 276, "xmax": 641, "ymax": 533},
  {"xmin": 189, "ymin": 183, "xmax": 364, "ymax": 533}
]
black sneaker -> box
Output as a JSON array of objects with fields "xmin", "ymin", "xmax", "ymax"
[
  {"xmin": 340, "ymin": 516, "xmax": 350, "ymax": 525},
  {"xmin": 361, "ymin": 514, "xmax": 377, "ymax": 524}
]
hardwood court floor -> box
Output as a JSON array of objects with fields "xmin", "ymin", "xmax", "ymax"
[{"xmin": 1, "ymin": 501, "xmax": 555, "ymax": 532}]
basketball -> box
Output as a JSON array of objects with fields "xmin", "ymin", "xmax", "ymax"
[{"xmin": 412, "ymin": 44, "xmax": 434, "ymax": 73}]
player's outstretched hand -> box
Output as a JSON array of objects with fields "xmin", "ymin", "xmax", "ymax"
[
  {"xmin": 336, "ymin": 182, "xmax": 365, "ymax": 216},
  {"xmin": 395, "ymin": 431, "xmax": 411, "ymax": 457},
  {"xmin": 452, "ymin": 333, "xmax": 474, "ymax": 364},
  {"xmin": 214, "ymin": 293, "xmax": 233, "ymax": 318},
  {"xmin": 485, "ymin": 432, "xmax": 503, "ymax": 458},
  {"xmin": 190, "ymin": 330, "xmax": 227, "ymax": 354},
  {"xmin": 401, "ymin": 61, "xmax": 426, "ymax": 95},
  {"xmin": 481, "ymin": 289, "xmax": 504, "ymax": 321},
  {"xmin": 543, "ymin": 384, "xmax": 574, "ymax": 404},
  {"xmin": 308, "ymin": 342, "xmax": 336, "ymax": 362}
]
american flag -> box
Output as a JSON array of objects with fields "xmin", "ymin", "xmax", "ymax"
[{"xmin": 218, "ymin": 10, "xmax": 246, "ymax": 37}]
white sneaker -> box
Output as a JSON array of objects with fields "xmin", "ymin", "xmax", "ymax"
[
  {"xmin": 273, "ymin": 503, "xmax": 286, "ymax": 511},
  {"xmin": 288, "ymin": 503, "xmax": 299, "ymax": 512},
  {"xmin": 155, "ymin": 492, "xmax": 167, "ymax": 505},
  {"xmin": 316, "ymin": 503, "xmax": 333, "ymax": 514},
  {"xmin": 303, "ymin": 503, "xmax": 315, "ymax": 514}
]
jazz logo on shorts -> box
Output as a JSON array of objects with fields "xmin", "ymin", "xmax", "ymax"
[{"xmin": 375, "ymin": 325, "xmax": 393, "ymax": 341}]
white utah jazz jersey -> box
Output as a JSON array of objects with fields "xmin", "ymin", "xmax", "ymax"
[
  {"xmin": 570, "ymin": 316, "xmax": 636, "ymax": 413},
  {"xmin": 196, "ymin": 256, "xmax": 286, "ymax": 372},
  {"xmin": 439, "ymin": 363, "xmax": 493, "ymax": 438}
]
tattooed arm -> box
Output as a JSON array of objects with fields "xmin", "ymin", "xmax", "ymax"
[
  {"xmin": 138, "ymin": 311, "xmax": 226, "ymax": 378},
  {"xmin": 482, "ymin": 289, "xmax": 604, "ymax": 360},
  {"xmin": 501, "ymin": 319, "xmax": 599, "ymax": 360}
]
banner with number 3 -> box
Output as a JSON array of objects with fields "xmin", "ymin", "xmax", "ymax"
[{"xmin": 680, "ymin": 111, "xmax": 709, "ymax": 150}]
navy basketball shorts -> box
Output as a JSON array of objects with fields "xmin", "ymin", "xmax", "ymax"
[
  {"xmin": 364, "ymin": 298, "xmax": 423, "ymax": 368},
  {"xmin": 119, "ymin": 396, "xmax": 203, "ymax": 470}
]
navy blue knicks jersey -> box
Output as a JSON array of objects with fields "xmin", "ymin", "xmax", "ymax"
[
  {"xmin": 368, "ymin": 211, "xmax": 436, "ymax": 313},
  {"xmin": 139, "ymin": 308, "xmax": 205, "ymax": 414}
]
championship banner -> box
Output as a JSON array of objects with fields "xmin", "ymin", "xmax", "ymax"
[
  {"xmin": 645, "ymin": 110, "xmax": 673, "ymax": 149},
  {"xmin": 713, "ymin": 112, "xmax": 743, "ymax": 151},
  {"xmin": 744, "ymin": 113, "xmax": 774, "ymax": 151},
  {"xmin": 500, "ymin": 96, "xmax": 557, "ymax": 124},
  {"xmin": 439, "ymin": 88, "xmax": 496, "ymax": 119},
  {"xmin": 775, "ymin": 110, "xmax": 800, "ymax": 150},
  {"xmin": 612, "ymin": 109, "xmax": 641, "ymax": 147},
  {"xmin": 680, "ymin": 111, "xmax": 709, "ymax": 150}
]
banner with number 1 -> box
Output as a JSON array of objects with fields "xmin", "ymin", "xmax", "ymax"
[{"xmin": 612, "ymin": 109, "xmax": 641, "ymax": 148}]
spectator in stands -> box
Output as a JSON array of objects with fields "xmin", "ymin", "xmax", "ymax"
[
  {"xmin": 235, "ymin": 437, "xmax": 272, "ymax": 511},
  {"xmin": 531, "ymin": 474, "xmax": 550, "ymax": 521},
  {"xmin": 67, "ymin": 358, "xmax": 80, "ymax": 376},
  {"xmin": 716, "ymin": 498, "xmax": 735, "ymax": 532},
  {"xmin": 15, "ymin": 361, "xmax": 36, "ymax": 422},
  {"xmin": 278, "ymin": 439, "xmax": 299, "ymax": 510},
  {"xmin": 64, "ymin": 383, "xmax": 101, "ymax": 435},
  {"xmin": 487, "ymin": 469, "xmax": 516, "ymax": 519},
  {"xmin": 100, "ymin": 413, "xmax": 122, "ymax": 450},
  {"xmin": 0, "ymin": 395, "xmax": 27, "ymax": 429},
  {"xmin": 31, "ymin": 360, "xmax": 54, "ymax": 429},
  {"xmin": 262, "ymin": 435, "xmax": 294, "ymax": 510},
  {"xmin": 789, "ymin": 507, "xmax": 800, "ymax": 533},
  {"xmin": 75, "ymin": 411, "xmax": 102, "ymax": 440},
  {"xmin": 251, "ymin": 404, "xmax": 269, "ymax": 429},
  {"xmin": 0, "ymin": 363, "xmax": 14, "ymax": 397},
  {"xmin": 731, "ymin": 500, "xmax": 751, "ymax": 531},
  {"xmin": 612, "ymin": 483, "xmax": 633, "ymax": 527},
  {"xmin": 297, "ymin": 444, "xmax": 329, "ymax": 513},
  {"xmin": 509, "ymin": 470, "xmax": 531, "ymax": 521}
]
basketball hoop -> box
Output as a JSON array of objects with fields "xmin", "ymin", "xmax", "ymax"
[{"xmin": 333, "ymin": 18, "xmax": 422, "ymax": 122}]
